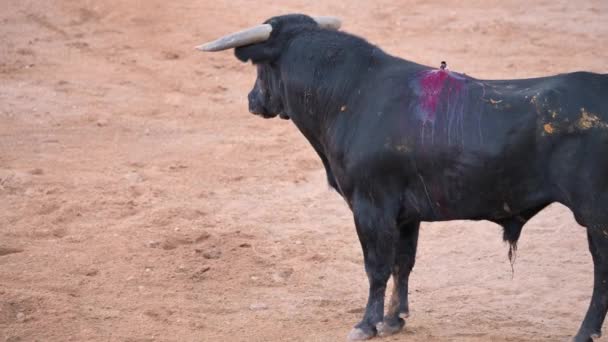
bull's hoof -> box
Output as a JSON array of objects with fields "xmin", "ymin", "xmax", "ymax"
[
  {"xmin": 347, "ymin": 327, "xmax": 375, "ymax": 341},
  {"xmin": 376, "ymin": 317, "xmax": 405, "ymax": 337},
  {"xmin": 573, "ymin": 331, "xmax": 600, "ymax": 342}
]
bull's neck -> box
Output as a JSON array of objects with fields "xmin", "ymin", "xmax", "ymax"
[
  {"xmin": 281, "ymin": 70, "xmax": 355, "ymax": 150},
  {"xmin": 284, "ymin": 88, "xmax": 341, "ymax": 156}
]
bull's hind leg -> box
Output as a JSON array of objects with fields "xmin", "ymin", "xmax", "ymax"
[
  {"xmin": 574, "ymin": 228, "xmax": 608, "ymax": 342},
  {"xmin": 377, "ymin": 221, "xmax": 420, "ymax": 337},
  {"xmin": 347, "ymin": 194, "xmax": 398, "ymax": 341}
]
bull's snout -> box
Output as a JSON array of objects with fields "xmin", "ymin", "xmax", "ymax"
[
  {"xmin": 247, "ymin": 91, "xmax": 264, "ymax": 115},
  {"xmin": 248, "ymin": 90, "xmax": 276, "ymax": 118}
]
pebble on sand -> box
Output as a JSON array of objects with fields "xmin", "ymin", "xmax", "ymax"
[
  {"xmin": 124, "ymin": 171, "xmax": 144, "ymax": 184},
  {"xmin": 249, "ymin": 303, "xmax": 268, "ymax": 311},
  {"xmin": 146, "ymin": 241, "xmax": 161, "ymax": 248},
  {"xmin": 202, "ymin": 250, "xmax": 221, "ymax": 259},
  {"xmin": 29, "ymin": 168, "xmax": 44, "ymax": 175}
]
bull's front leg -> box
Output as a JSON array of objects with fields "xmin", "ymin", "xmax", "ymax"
[
  {"xmin": 347, "ymin": 193, "xmax": 399, "ymax": 341},
  {"xmin": 377, "ymin": 221, "xmax": 420, "ymax": 336}
]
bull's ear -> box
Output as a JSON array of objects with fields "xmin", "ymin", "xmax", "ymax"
[{"xmin": 235, "ymin": 44, "xmax": 280, "ymax": 64}]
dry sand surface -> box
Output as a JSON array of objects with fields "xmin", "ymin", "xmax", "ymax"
[{"xmin": 1, "ymin": 1, "xmax": 607, "ymax": 341}]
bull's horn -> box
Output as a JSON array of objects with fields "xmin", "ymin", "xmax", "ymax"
[
  {"xmin": 312, "ymin": 16, "xmax": 341, "ymax": 30},
  {"xmin": 196, "ymin": 16, "xmax": 341, "ymax": 52},
  {"xmin": 196, "ymin": 24, "xmax": 273, "ymax": 52}
]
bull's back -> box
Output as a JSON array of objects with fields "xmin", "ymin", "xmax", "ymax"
[{"xmin": 391, "ymin": 70, "xmax": 606, "ymax": 220}]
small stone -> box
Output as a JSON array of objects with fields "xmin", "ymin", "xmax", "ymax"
[
  {"xmin": 146, "ymin": 241, "xmax": 160, "ymax": 248},
  {"xmin": 16, "ymin": 312, "xmax": 25, "ymax": 322},
  {"xmin": 239, "ymin": 243, "xmax": 251, "ymax": 248},
  {"xmin": 96, "ymin": 119, "xmax": 108, "ymax": 127},
  {"xmin": 162, "ymin": 51, "xmax": 180, "ymax": 60},
  {"xmin": 125, "ymin": 171, "xmax": 144, "ymax": 184},
  {"xmin": 85, "ymin": 269, "xmax": 99, "ymax": 277},
  {"xmin": 161, "ymin": 239, "xmax": 178, "ymax": 250},
  {"xmin": 272, "ymin": 269, "xmax": 293, "ymax": 283},
  {"xmin": 29, "ymin": 168, "xmax": 44, "ymax": 175},
  {"xmin": 195, "ymin": 232, "xmax": 211, "ymax": 243},
  {"xmin": 249, "ymin": 303, "xmax": 268, "ymax": 311},
  {"xmin": 190, "ymin": 266, "xmax": 210, "ymax": 281},
  {"xmin": 202, "ymin": 250, "xmax": 221, "ymax": 260}
]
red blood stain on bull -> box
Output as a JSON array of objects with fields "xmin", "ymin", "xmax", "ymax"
[{"xmin": 416, "ymin": 69, "xmax": 465, "ymax": 122}]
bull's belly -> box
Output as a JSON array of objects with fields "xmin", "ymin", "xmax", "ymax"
[{"xmin": 403, "ymin": 178, "xmax": 547, "ymax": 222}]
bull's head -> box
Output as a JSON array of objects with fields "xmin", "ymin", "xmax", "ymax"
[{"xmin": 196, "ymin": 14, "xmax": 341, "ymax": 119}]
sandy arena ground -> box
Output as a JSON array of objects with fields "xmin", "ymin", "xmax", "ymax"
[{"xmin": 1, "ymin": 1, "xmax": 607, "ymax": 341}]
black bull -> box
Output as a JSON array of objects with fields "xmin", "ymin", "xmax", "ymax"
[{"xmin": 207, "ymin": 14, "xmax": 608, "ymax": 341}]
